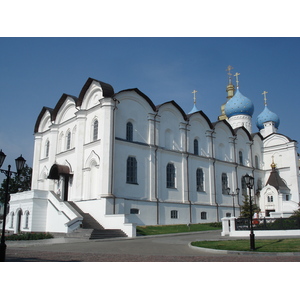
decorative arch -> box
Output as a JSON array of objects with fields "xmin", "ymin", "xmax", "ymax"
[{"xmin": 84, "ymin": 150, "xmax": 100, "ymax": 169}]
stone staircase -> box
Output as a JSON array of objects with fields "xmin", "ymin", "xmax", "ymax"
[{"xmin": 68, "ymin": 202, "xmax": 127, "ymax": 239}]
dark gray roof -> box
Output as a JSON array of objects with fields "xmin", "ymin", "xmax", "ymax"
[{"xmin": 266, "ymin": 167, "xmax": 290, "ymax": 192}]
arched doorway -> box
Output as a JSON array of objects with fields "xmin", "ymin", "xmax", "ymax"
[
  {"xmin": 16, "ymin": 209, "xmax": 23, "ymax": 233},
  {"xmin": 48, "ymin": 164, "xmax": 73, "ymax": 201}
]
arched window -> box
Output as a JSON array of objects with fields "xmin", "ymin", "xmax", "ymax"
[
  {"xmin": 93, "ymin": 119, "xmax": 99, "ymax": 141},
  {"xmin": 126, "ymin": 122, "xmax": 133, "ymax": 141},
  {"xmin": 222, "ymin": 173, "xmax": 228, "ymax": 194},
  {"xmin": 126, "ymin": 156, "xmax": 137, "ymax": 184},
  {"xmin": 255, "ymin": 155, "xmax": 259, "ymax": 169},
  {"xmin": 241, "ymin": 176, "xmax": 247, "ymax": 196},
  {"xmin": 45, "ymin": 140, "xmax": 50, "ymax": 158},
  {"xmin": 10, "ymin": 212, "xmax": 14, "ymax": 228},
  {"xmin": 196, "ymin": 168, "xmax": 204, "ymax": 192},
  {"xmin": 66, "ymin": 131, "xmax": 71, "ymax": 150},
  {"xmin": 239, "ymin": 151, "xmax": 243, "ymax": 165},
  {"xmin": 166, "ymin": 163, "xmax": 176, "ymax": 188},
  {"xmin": 194, "ymin": 139, "xmax": 199, "ymax": 155},
  {"xmin": 24, "ymin": 211, "xmax": 30, "ymax": 229}
]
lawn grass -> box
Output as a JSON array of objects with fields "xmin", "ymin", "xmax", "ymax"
[
  {"xmin": 136, "ymin": 222, "xmax": 221, "ymax": 236},
  {"xmin": 191, "ymin": 239, "xmax": 300, "ymax": 252}
]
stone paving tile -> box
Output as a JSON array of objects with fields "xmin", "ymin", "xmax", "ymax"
[{"xmin": 6, "ymin": 248, "xmax": 300, "ymax": 262}]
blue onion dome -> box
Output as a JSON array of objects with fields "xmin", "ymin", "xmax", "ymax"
[
  {"xmin": 224, "ymin": 88, "xmax": 254, "ymax": 118},
  {"xmin": 256, "ymin": 105, "xmax": 280, "ymax": 130}
]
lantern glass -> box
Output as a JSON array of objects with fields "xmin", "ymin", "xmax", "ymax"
[
  {"xmin": 0, "ymin": 149, "xmax": 6, "ymax": 168},
  {"xmin": 15, "ymin": 155, "xmax": 26, "ymax": 174}
]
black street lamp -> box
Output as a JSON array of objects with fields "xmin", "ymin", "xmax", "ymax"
[
  {"xmin": 244, "ymin": 173, "xmax": 255, "ymax": 251},
  {"xmin": 0, "ymin": 150, "xmax": 26, "ymax": 262},
  {"xmin": 226, "ymin": 187, "xmax": 240, "ymax": 217}
]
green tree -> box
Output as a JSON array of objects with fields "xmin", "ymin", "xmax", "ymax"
[
  {"xmin": 0, "ymin": 164, "xmax": 32, "ymax": 204},
  {"xmin": 240, "ymin": 195, "xmax": 259, "ymax": 218}
]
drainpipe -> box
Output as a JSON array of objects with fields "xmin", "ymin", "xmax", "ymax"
[
  {"xmin": 210, "ymin": 130, "xmax": 219, "ymax": 221},
  {"xmin": 111, "ymin": 97, "xmax": 119, "ymax": 214},
  {"xmin": 185, "ymin": 121, "xmax": 192, "ymax": 223},
  {"xmin": 153, "ymin": 112, "xmax": 159, "ymax": 224},
  {"xmin": 233, "ymin": 136, "xmax": 240, "ymax": 213}
]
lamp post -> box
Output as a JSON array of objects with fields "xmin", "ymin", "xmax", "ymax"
[
  {"xmin": 244, "ymin": 173, "xmax": 255, "ymax": 251},
  {"xmin": 226, "ymin": 187, "xmax": 240, "ymax": 217},
  {"xmin": 0, "ymin": 150, "xmax": 26, "ymax": 262}
]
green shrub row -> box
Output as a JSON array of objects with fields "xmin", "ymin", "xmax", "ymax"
[{"xmin": 3, "ymin": 232, "xmax": 54, "ymax": 240}]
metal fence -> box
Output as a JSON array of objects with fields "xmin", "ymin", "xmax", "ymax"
[{"xmin": 235, "ymin": 217, "xmax": 300, "ymax": 231}]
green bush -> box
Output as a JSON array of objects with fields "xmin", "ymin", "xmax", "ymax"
[{"xmin": 4, "ymin": 232, "xmax": 54, "ymax": 240}]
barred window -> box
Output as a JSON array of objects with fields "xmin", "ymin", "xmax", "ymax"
[
  {"xmin": 126, "ymin": 156, "xmax": 137, "ymax": 184},
  {"xmin": 239, "ymin": 151, "xmax": 243, "ymax": 165},
  {"xmin": 166, "ymin": 163, "xmax": 176, "ymax": 188},
  {"xmin": 93, "ymin": 119, "xmax": 99, "ymax": 141},
  {"xmin": 222, "ymin": 173, "xmax": 228, "ymax": 194},
  {"xmin": 126, "ymin": 122, "xmax": 133, "ymax": 141},
  {"xmin": 241, "ymin": 176, "xmax": 247, "ymax": 196},
  {"xmin": 66, "ymin": 131, "xmax": 71, "ymax": 150},
  {"xmin": 130, "ymin": 208, "xmax": 139, "ymax": 214},
  {"xmin": 194, "ymin": 139, "xmax": 199, "ymax": 155},
  {"xmin": 171, "ymin": 210, "xmax": 178, "ymax": 219},
  {"xmin": 201, "ymin": 211, "xmax": 207, "ymax": 220},
  {"xmin": 45, "ymin": 140, "xmax": 50, "ymax": 158},
  {"xmin": 196, "ymin": 168, "xmax": 204, "ymax": 192}
]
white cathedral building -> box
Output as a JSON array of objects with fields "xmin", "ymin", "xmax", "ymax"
[{"xmin": 7, "ymin": 71, "xmax": 300, "ymax": 237}]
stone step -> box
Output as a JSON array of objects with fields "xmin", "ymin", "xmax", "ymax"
[{"xmin": 68, "ymin": 201, "xmax": 127, "ymax": 239}]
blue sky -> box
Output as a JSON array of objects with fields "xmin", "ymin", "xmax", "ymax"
[{"xmin": 1, "ymin": 37, "xmax": 300, "ymax": 170}]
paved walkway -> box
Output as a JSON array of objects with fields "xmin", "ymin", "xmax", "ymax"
[{"xmin": 5, "ymin": 230, "xmax": 300, "ymax": 262}]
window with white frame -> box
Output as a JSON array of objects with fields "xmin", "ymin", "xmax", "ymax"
[
  {"xmin": 196, "ymin": 168, "xmax": 204, "ymax": 192},
  {"xmin": 221, "ymin": 173, "xmax": 228, "ymax": 194},
  {"xmin": 201, "ymin": 211, "xmax": 207, "ymax": 220},
  {"xmin": 166, "ymin": 163, "xmax": 176, "ymax": 188},
  {"xmin": 10, "ymin": 212, "xmax": 14, "ymax": 228},
  {"xmin": 45, "ymin": 140, "xmax": 50, "ymax": 158},
  {"xmin": 126, "ymin": 122, "xmax": 133, "ymax": 141},
  {"xmin": 66, "ymin": 131, "xmax": 71, "ymax": 150},
  {"xmin": 171, "ymin": 210, "xmax": 178, "ymax": 219},
  {"xmin": 93, "ymin": 119, "xmax": 99, "ymax": 141},
  {"xmin": 24, "ymin": 211, "xmax": 30, "ymax": 229},
  {"xmin": 126, "ymin": 156, "xmax": 137, "ymax": 184},
  {"xmin": 194, "ymin": 139, "xmax": 199, "ymax": 155},
  {"xmin": 239, "ymin": 151, "xmax": 243, "ymax": 165}
]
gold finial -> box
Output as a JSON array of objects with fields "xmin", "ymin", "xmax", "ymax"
[
  {"xmin": 271, "ymin": 156, "xmax": 276, "ymax": 169},
  {"xmin": 262, "ymin": 91, "xmax": 268, "ymax": 106},
  {"xmin": 234, "ymin": 72, "xmax": 240, "ymax": 88},
  {"xmin": 226, "ymin": 65, "xmax": 234, "ymax": 84},
  {"xmin": 192, "ymin": 90, "xmax": 197, "ymax": 105}
]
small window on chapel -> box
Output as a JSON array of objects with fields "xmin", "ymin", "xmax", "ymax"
[{"xmin": 126, "ymin": 122, "xmax": 133, "ymax": 141}]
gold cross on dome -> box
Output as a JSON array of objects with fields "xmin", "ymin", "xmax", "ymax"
[
  {"xmin": 226, "ymin": 65, "xmax": 233, "ymax": 76},
  {"xmin": 192, "ymin": 90, "xmax": 197, "ymax": 104},
  {"xmin": 262, "ymin": 91, "xmax": 268, "ymax": 106},
  {"xmin": 234, "ymin": 72, "xmax": 240, "ymax": 87}
]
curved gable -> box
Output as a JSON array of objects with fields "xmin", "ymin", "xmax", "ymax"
[
  {"xmin": 213, "ymin": 120, "xmax": 235, "ymax": 137},
  {"xmin": 34, "ymin": 107, "xmax": 53, "ymax": 133},
  {"xmin": 116, "ymin": 88, "xmax": 157, "ymax": 112},
  {"xmin": 77, "ymin": 78, "xmax": 114, "ymax": 109},
  {"xmin": 53, "ymin": 94, "xmax": 78, "ymax": 124},
  {"xmin": 234, "ymin": 126, "xmax": 253, "ymax": 141},
  {"xmin": 264, "ymin": 133, "xmax": 295, "ymax": 147},
  {"xmin": 188, "ymin": 110, "xmax": 213, "ymax": 130},
  {"xmin": 157, "ymin": 100, "xmax": 187, "ymax": 121}
]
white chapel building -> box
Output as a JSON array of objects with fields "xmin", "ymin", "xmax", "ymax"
[{"xmin": 7, "ymin": 72, "xmax": 300, "ymax": 237}]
